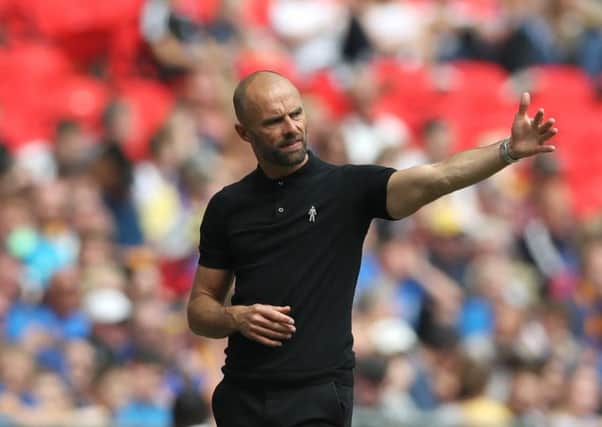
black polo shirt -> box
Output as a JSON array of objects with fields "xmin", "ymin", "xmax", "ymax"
[{"xmin": 198, "ymin": 151, "xmax": 395, "ymax": 385}]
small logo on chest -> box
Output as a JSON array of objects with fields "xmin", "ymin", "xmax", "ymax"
[{"xmin": 308, "ymin": 205, "xmax": 317, "ymax": 223}]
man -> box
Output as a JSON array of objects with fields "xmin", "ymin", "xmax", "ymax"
[{"xmin": 187, "ymin": 71, "xmax": 557, "ymax": 426}]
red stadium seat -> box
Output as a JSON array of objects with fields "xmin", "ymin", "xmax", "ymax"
[
  {"xmin": 240, "ymin": 0, "xmax": 273, "ymax": 29},
  {"xmin": 0, "ymin": 104, "xmax": 50, "ymax": 149},
  {"xmin": 552, "ymin": 107, "xmax": 602, "ymax": 219},
  {"xmin": 300, "ymin": 70, "xmax": 350, "ymax": 120},
  {"xmin": 18, "ymin": 0, "xmax": 144, "ymax": 68},
  {"xmin": 114, "ymin": 79, "xmax": 174, "ymax": 161},
  {"xmin": 46, "ymin": 75, "xmax": 110, "ymax": 130},
  {"xmin": 529, "ymin": 65, "xmax": 595, "ymax": 111},
  {"xmin": 445, "ymin": 60, "xmax": 508, "ymax": 99},
  {"xmin": 437, "ymin": 0, "xmax": 500, "ymax": 24},
  {"xmin": 0, "ymin": 43, "xmax": 75, "ymax": 146},
  {"xmin": 22, "ymin": 0, "xmax": 142, "ymax": 36},
  {"xmin": 235, "ymin": 49, "xmax": 298, "ymax": 83},
  {"xmin": 370, "ymin": 59, "xmax": 512, "ymax": 143},
  {"xmin": 0, "ymin": 42, "xmax": 72, "ymax": 82},
  {"xmin": 370, "ymin": 59, "xmax": 439, "ymax": 134}
]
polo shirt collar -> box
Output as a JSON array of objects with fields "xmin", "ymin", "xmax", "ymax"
[{"xmin": 254, "ymin": 150, "xmax": 319, "ymax": 185}]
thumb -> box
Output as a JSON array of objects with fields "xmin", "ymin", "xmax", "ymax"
[{"xmin": 517, "ymin": 92, "xmax": 530, "ymax": 116}]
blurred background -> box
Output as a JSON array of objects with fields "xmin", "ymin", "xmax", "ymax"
[{"xmin": 0, "ymin": 0, "xmax": 601, "ymax": 426}]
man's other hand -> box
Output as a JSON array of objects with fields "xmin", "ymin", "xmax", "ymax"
[{"xmin": 229, "ymin": 304, "xmax": 296, "ymax": 347}]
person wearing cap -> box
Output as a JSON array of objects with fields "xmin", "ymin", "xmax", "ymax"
[
  {"xmin": 187, "ymin": 70, "xmax": 558, "ymax": 426},
  {"xmin": 84, "ymin": 287, "xmax": 133, "ymax": 371}
]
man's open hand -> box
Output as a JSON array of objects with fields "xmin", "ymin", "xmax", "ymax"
[{"xmin": 510, "ymin": 92, "xmax": 558, "ymax": 159}]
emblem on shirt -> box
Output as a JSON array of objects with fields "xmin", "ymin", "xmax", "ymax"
[{"xmin": 308, "ymin": 205, "xmax": 317, "ymax": 223}]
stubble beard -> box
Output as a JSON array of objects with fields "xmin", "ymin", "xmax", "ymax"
[{"xmin": 264, "ymin": 137, "xmax": 308, "ymax": 167}]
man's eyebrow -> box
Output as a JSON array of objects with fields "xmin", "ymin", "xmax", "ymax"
[
  {"xmin": 261, "ymin": 107, "xmax": 303, "ymax": 125},
  {"xmin": 261, "ymin": 114, "xmax": 284, "ymax": 125}
]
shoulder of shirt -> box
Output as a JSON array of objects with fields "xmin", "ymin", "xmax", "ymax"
[
  {"xmin": 207, "ymin": 169, "xmax": 258, "ymax": 206},
  {"xmin": 223, "ymin": 169, "xmax": 258, "ymax": 193}
]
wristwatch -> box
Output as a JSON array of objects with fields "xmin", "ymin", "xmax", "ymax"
[{"xmin": 500, "ymin": 139, "xmax": 519, "ymax": 164}]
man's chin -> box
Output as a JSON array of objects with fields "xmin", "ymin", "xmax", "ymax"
[{"xmin": 276, "ymin": 146, "xmax": 307, "ymax": 166}]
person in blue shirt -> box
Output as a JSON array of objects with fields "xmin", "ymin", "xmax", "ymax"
[{"xmin": 114, "ymin": 353, "xmax": 171, "ymax": 427}]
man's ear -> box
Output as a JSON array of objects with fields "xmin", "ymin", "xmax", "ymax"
[{"xmin": 235, "ymin": 123, "xmax": 252, "ymax": 143}]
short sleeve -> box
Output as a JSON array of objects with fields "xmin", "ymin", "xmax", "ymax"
[
  {"xmin": 343, "ymin": 165, "xmax": 396, "ymax": 220},
  {"xmin": 198, "ymin": 191, "xmax": 232, "ymax": 269}
]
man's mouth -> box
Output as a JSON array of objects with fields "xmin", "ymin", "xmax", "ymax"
[{"xmin": 280, "ymin": 139, "xmax": 303, "ymax": 151}]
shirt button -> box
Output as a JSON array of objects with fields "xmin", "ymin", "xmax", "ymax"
[{"xmin": 277, "ymin": 207, "xmax": 284, "ymax": 213}]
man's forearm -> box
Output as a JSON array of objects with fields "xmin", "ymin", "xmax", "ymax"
[
  {"xmin": 386, "ymin": 138, "xmax": 512, "ymax": 219},
  {"xmin": 389, "ymin": 93, "xmax": 556, "ymax": 220},
  {"xmin": 432, "ymin": 138, "xmax": 509, "ymax": 196},
  {"xmin": 187, "ymin": 293, "xmax": 238, "ymax": 338}
]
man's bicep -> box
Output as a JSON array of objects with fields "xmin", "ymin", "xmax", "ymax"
[
  {"xmin": 190, "ymin": 266, "xmax": 234, "ymax": 305},
  {"xmin": 386, "ymin": 164, "xmax": 444, "ymax": 219}
]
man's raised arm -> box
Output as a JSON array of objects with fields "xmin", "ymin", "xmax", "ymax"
[{"xmin": 386, "ymin": 92, "xmax": 558, "ymax": 219}]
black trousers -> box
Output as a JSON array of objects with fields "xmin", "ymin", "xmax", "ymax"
[{"xmin": 212, "ymin": 378, "xmax": 353, "ymax": 427}]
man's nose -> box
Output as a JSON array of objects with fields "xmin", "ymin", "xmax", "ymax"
[{"xmin": 282, "ymin": 116, "xmax": 298, "ymax": 135}]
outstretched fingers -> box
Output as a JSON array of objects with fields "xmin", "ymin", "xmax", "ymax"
[
  {"xmin": 532, "ymin": 108, "xmax": 544, "ymax": 129},
  {"xmin": 538, "ymin": 118, "xmax": 556, "ymax": 135},
  {"xmin": 511, "ymin": 92, "xmax": 559, "ymax": 157},
  {"xmin": 536, "ymin": 115, "xmax": 558, "ymax": 144},
  {"xmin": 540, "ymin": 128, "xmax": 559, "ymax": 143}
]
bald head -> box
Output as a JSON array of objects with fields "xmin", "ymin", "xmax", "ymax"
[
  {"xmin": 232, "ymin": 70, "xmax": 308, "ymax": 173},
  {"xmin": 233, "ymin": 71, "xmax": 298, "ymax": 126}
]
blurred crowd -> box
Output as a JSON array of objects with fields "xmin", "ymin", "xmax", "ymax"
[{"xmin": 1, "ymin": 0, "xmax": 602, "ymax": 426}]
